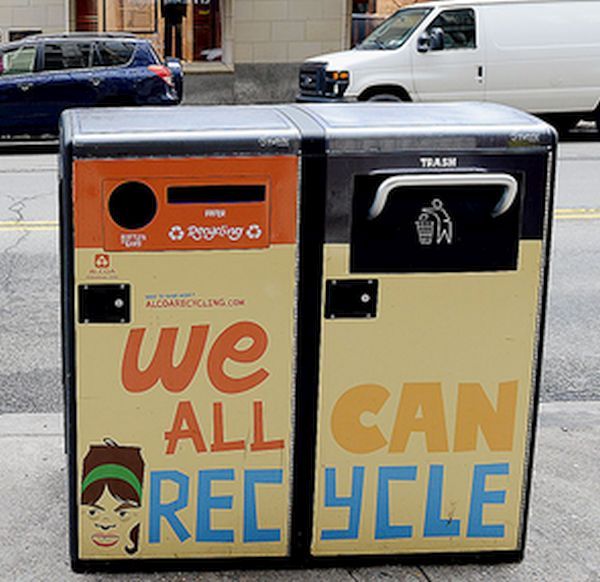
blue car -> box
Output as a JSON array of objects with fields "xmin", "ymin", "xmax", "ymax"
[{"xmin": 0, "ymin": 33, "xmax": 183, "ymax": 137}]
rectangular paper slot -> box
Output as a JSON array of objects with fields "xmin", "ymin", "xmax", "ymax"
[{"xmin": 167, "ymin": 185, "xmax": 266, "ymax": 204}]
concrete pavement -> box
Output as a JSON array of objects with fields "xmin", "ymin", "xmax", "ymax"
[{"xmin": 0, "ymin": 402, "xmax": 598, "ymax": 581}]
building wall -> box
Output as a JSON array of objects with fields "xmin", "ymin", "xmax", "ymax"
[
  {"xmin": 2, "ymin": 0, "xmax": 352, "ymax": 105},
  {"xmin": 0, "ymin": 0, "xmax": 68, "ymax": 43},
  {"xmin": 376, "ymin": 0, "xmax": 428, "ymax": 16},
  {"xmin": 184, "ymin": 0, "xmax": 352, "ymax": 104},
  {"xmin": 376, "ymin": 0, "xmax": 401, "ymax": 15},
  {"xmin": 232, "ymin": 0, "xmax": 351, "ymax": 64}
]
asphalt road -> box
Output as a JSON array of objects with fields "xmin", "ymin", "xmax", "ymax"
[{"xmin": 0, "ymin": 141, "xmax": 599, "ymax": 413}]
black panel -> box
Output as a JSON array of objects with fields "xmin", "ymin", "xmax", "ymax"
[
  {"xmin": 324, "ymin": 153, "xmax": 547, "ymax": 244},
  {"xmin": 279, "ymin": 104, "xmax": 328, "ymax": 563},
  {"xmin": 325, "ymin": 279, "xmax": 378, "ymax": 319},
  {"xmin": 167, "ymin": 185, "xmax": 266, "ymax": 204},
  {"xmin": 351, "ymin": 175, "xmax": 521, "ymax": 273},
  {"xmin": 78, "ymin": 284, "xmax": 131, "ymax": 324}
]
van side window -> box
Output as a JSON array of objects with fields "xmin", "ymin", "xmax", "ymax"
[{"xmin": 427, "ymin": 9, "xmax": 476, "ymax": 49}]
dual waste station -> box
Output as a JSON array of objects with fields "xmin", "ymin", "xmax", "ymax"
[{"xmin": 60, "ymin": 103, "xmax": 556, "ymax": 570}]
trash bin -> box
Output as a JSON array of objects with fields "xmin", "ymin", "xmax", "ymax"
[
  {"xmin": 297, "ymin": 103, "xmax": 556, "ymax": 562},
  {"xmin": 60, "ymin": 102, "xmax": 556, "ymax": 570},
  {"xmin": 60, "ymin": 107, "xmax": 302, "ymax": 569}
]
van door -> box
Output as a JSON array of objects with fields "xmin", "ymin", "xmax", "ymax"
[
  {"xmin": 411, "ymin": 8, "xmax": 484, "ymax": 101},
  {"xmin": 482, "ymin": 1, "xmax": 600, "ymax": 113}
]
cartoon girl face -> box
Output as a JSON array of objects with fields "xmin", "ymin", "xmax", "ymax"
[
  {"xmin": 82, "ymin": 485, "xmax": 141, "ymax": 554},
  {"xmin": 80, "ymin": 440, "xmax": 144, "ymax": 557}
]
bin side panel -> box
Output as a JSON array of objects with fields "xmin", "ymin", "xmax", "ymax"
[
  {"xmin": 71, "ymin": 156, "xmax": 299, "ymax": 561},
  {"xmin": 311, "ymin": 240, "xmax": 543, "ymax": 556}
]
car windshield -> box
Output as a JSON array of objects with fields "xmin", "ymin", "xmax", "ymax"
[
  {"xmin": 0, "ymin": 45, "xmax": 36, "ymax": 76},
  {"xmin": 357, "ymin": 8, "xmax": 432, "ymax": 50}
]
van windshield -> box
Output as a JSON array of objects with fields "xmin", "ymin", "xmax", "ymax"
[{"xmin": 357, "ymin": 8, "xmax": 432, "ymax": 50}]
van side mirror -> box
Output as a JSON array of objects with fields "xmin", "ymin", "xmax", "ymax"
[
  {"xmin": 417, "ymin": 32, "xmax": 431, "ymax": 53},
  {"xmin": 429, "ymin": 28, "xmax": 445, "ymax": 51},
  {"xmin": 418, "ymin": 28, "xmax": 445, "ymax": 53}
]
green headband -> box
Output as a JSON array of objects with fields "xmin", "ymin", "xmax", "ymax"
[{"xmin": 82, "ymin": 464, "xmax": 142, "ymax": 501}]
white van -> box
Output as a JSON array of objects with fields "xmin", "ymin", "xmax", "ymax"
[{"xmin": 297, "ymin": 0, "xmax": 600, "ymax": 130}]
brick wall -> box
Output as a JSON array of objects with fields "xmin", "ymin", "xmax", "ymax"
[
  {"xmin": 376, "ymin": 0, "xmax": 426, "ymax": 16},
  {"xmin": 233, "ymin": 0, "xmax": 351, "ymax": 64}
]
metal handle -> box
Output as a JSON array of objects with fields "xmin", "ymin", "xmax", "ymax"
[{"xmin": 368, "ymin": 173, "xmax": 518, "ymax": 220}]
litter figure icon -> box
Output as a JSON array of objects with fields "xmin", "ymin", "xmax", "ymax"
[{"xmin": 415, "ymin": 199, "xmax": 453, "ymax": 245}]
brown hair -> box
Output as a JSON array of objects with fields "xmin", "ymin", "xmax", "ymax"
[{"xmin": 81, "ymin": 439, "xmax": 145, "ymax": 554}]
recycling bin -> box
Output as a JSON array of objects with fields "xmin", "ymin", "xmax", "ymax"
[
  {"xmin": 296, "ymin": 103, "xmax": 556, "ymax": 562},
  {"xmin": 60, "ymin": 107, "xmax": 303, "ymax": 570},
  {"xmin": 61, "ymin": 102, "xmax": 555, "ymax": 570}
]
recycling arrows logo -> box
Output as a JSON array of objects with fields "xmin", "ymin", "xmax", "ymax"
[{"xmin": 168, "ymin": 225, "xmax": 185, "ymax": 241}]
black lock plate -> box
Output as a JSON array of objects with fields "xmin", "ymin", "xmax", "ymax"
[
  {"xmin": 325, "ymin": 279, "xmax": 378, "ymax": 319},
  {"xmin": 78, "ymin": 284, "xmax": 131, "ymax": 324}
]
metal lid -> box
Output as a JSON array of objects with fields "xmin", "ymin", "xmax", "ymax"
[
  {"xmin": 61, "ymin": 102, "xmax": 555, "ymax": 159},
  {"xmin": 62, "ymin": 105, "xmax": 301, "ymax": 158},
  {"xmin": 295, "ymin": 102, "xmax": 556, "ymax": 153}
]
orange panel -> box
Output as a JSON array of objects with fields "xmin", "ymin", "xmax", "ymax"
[{"xmin": 73, "ymin": 156, "xmax": 298, "ymax": 250}]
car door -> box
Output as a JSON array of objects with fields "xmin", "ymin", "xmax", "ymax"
[
  {"xmin": 91, "ymin": 40, "xmax": 137, "ymax": 105},
  {"xmin": 0, "ymin": 44, "xmax": 40, "ymax": 135},
  {"xmin": 411, "ymin": 8, "xmax": 485, "ymax": 102},
  {"xmin": 28, "ymin": 41, "xmax": 96, "ymax": 130}
]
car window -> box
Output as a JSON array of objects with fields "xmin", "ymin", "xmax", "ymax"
[
  {"xmin": 0, "ymin": 45, "xmax": 36, "ymax": 76},
  {"xmin": 427, "ymin": 9, "xmax": 476, "ymax": 49},
  {"xmin": 93, "ymin": 41, "xmax": 134, "ymax": 67},
  {"xmin": 43, "ymin": 42, "xmax": 93, "ymax": 71}
]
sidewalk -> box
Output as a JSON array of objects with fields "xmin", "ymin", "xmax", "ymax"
[{"xmin": 0, "ymin": 402, "xmax": 598, "ymax": 582}]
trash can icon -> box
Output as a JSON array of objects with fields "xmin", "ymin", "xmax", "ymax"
[
  {"xmin": 415, "ymin": 211, "xmax": 435, "ymax": 245},
  {"xmin": 415, "ymin": 198, "xmax": 453, "ymax": 245}
]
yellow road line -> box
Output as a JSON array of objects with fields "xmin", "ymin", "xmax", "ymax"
[
  {"xmin": 555, "ymin": 208, "xmax": 600, "ymax": 220},
  {"xmin": 555, "ymin": 208, "xmax": 600, "ymax": 213},
  {"xmin": 556, "ymin": 215, "xmax": 600, "ymax": 220},
  {"xmin": 0, "ymin": 208, "xmax": 599, "ymax": 232},
  {"xmin": 0, "ymin": 220, "xmax": 58, "ymax": 225},
  {"xmin": 0, "ymin": 226, "xmax": 58, "ymax": 231},
  {"xmin": 0, "ymin": 220, "xmax": 58, "ymax": 231}
]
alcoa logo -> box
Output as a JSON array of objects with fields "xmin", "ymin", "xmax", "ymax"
[
  {"xmin": 169, "ymin": 225, "xmax": 185, "ymax": 241},
  {"xmin": 94, "ymin": 253, "xmax": 110, "ymax": 269}
]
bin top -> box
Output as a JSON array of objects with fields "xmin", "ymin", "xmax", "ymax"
[
  {"xmin": 295, "ymin": 102, "xmax": 556, "ymax": 154},
  {"xmin": 61, "ymin": 106, "xmax": 302, "ymax": 158},
  {"xmin": 61, "ymin": 103, "xmax": 555, "ymax": 159}
]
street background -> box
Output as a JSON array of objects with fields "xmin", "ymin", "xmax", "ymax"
[
  {"xmin": 0, "ymin": 132, "xmax": 599, "ymax": 579},
  {"xmin": 2, "ymin": 137, "xmax": 600, "ymax": 413}
]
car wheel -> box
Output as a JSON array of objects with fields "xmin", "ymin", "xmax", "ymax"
[{"xmin": 368, "ymin": 93, "xmax": 404, "ymax": 102}]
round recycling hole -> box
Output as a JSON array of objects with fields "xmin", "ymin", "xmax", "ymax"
[{"xmin": 108, "ymin": 181, "xmax": 157, "ymax": 230}]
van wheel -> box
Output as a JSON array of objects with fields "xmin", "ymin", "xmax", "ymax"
[{"xmin": 368, "ymin": 93, "xmax": 403, "ymax": 102}]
